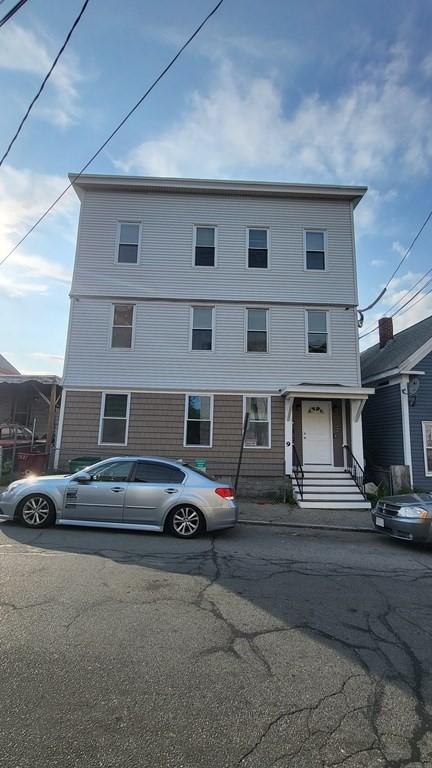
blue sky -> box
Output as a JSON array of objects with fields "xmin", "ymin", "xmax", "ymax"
[{"xmin": 1, "ymin": 0, "xmax": 432, "ymax": 375}]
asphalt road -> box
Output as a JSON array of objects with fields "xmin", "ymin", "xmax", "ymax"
[{"xmin": 1, "ymin": 521, "xmax": 432, "ymax": 768}]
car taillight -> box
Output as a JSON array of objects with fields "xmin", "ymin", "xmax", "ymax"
[{"xmin": 215, "ymin": 487, "xmax": 235, "ymax": 499}]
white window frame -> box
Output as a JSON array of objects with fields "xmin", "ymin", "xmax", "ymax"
[
  {"xmin": 246, "ymin": 227, "xmax": 270, "ymax": 270},
  {"xmin": 115, "ymin": 221, "xmax": 142, "ymax": 265},
  {"xmin": 98, "ymin": 392, "xmax": 131, "ymax": 446},
  {"xmin": 189, "ymin": 306, "xmax": 215, "ymax": 352},
  {"xmin": 303, "ymin": 229, "xmax": 327, "ymax": 272},
  {"xmin": 422, "ymin": 422, "xmax": 432, "ymax": 476},
  {"xmin": 192, "ymin": 225, "xmax": 218, "ymax": 268},
  {"xmin": 305, "ymin": 308, "xmax": 330, "ymax": 355},
  {"xmin": 245, "ymin": 308, "xmax": 269, "ymax": 353},
  {"xmin": 109, "ymin": 303, "xmax": 136, "ymax": 350},
  {"xmin": 243, "ymin": 395, "xmax": 271, "ymax": 449},
  {"xmin": 183, "ymin": 394, "xmax": 214, "ymax": 448}
]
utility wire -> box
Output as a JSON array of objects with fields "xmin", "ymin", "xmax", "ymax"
[
  {"xmin": 360, "ymin": 264, "xmax": 432, "ymax": 337},
  {"xmin": 0, "ymin": 0, "xmax": 225, "ymax": 268},
  {"xmin": 396, "ymin": 284, "xmax": 432, "ymax": 319},
  {"xmin": 360, "ymin": 275, "xmax": 432, "ymax": 340},
  {"xmin": 0, "ymin": 0, "xmax": 29, "ymax": 27},
  {"xmin": 0, "ymin": 0, "xmax": 90, "ymax": 168}
]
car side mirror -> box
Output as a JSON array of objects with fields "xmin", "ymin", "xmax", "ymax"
[{"xmin": 74, "ymin": 472, "xmax": 91, "ymax": 483}]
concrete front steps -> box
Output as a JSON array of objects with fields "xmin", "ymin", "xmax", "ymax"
[{"xmin": 293, "ymin": 470, "xmax": 371, "ymax": 510}]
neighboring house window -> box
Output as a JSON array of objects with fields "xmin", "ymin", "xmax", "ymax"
[
  {"xmin": 422, "ymin": 422, "xmax": 432, "ymax": 475},
  {"xmin": 191, "ymin": 306, "xmax": 214, "ymax": 351},
  {"xmin": 246, "ymin": 308, "xmax": 268, "ymax": 352},
  {"xmin": 247, "ymin": 228, "xmax": 269, "ymax": 268},
  {"xmin": 99, "ymin": 393, "xmax": 130, "ymax": 445},
  {"xmin": 111, "ymin": 304, "xmax": 134, "ymax": 349},
  {"xmin": 307, "ymin": 310, "xmax": 328, "ymax": 353},
  {"xmin": 117, "ymin": 223, "xmax": 141, "ymax": 264},
  {"xmin": 244, "ymin": 396, "xmax": 271, "ymax": 448},
  {"xmin": 194, "ymin": 226, "xmax": 216, "ymax": 266},
  {"xmin": 185, "ymin": 395, "xmax": 213, "ymax": 447},
  {"xmin": 305, "ymin": 230, "xmax": 326, "ymax": 270}
]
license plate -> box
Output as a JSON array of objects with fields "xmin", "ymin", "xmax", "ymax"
[{"xmin": 375, "ymin": 517, "xmax": 385, "ymax": 528}]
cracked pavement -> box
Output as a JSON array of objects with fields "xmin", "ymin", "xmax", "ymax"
[{"xmin": 1, "ymin": 522, "xmax": 432, "ymax": 767}]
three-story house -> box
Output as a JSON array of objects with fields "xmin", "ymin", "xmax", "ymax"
[{"xmin": 57, "ymin": 174, "xmax": 373, "ymax": 508}]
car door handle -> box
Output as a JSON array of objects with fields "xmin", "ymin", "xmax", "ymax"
[
  {"xmin": 111, "ymin": 487, "xmax": 125, "ymax": 493},
  {"xmin": 164, "ymin": 488, "xmax": 179, "ymax": 494}
]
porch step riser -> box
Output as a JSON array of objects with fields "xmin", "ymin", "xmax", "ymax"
[
  {"xmin": 297, "ymin": 501, "xmax": 371, "ymax": 510},
  {"xmin": 304, "ymin": 479, "xmax": 358, "ymax": 486}
]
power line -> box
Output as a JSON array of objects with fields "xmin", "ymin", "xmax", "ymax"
[
  {"xmin": 359, "ymin": 274, "xmax": 432, "ymax": 341},
  {"xmin": 360, "ymin": 264, "xmax": 432, "ymax": 337},
  {"xmin": 0, "ymin": 0, "xmax": 90, "ymax": 168},
  {"xmin": 0, "ymin": 0, "xmax": 225, "ymax": 268},
  {"xmin": 0, "ymin": 0, "xmax": 29, "ymax": 27},
  {"xmin": 396, "ymin": 284, "xmax": 432, "ymax": 319}
]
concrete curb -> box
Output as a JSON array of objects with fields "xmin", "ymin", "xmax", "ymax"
[{"xmin": 238, "ymin": 519, "xmax": 376, "ymax": 533}]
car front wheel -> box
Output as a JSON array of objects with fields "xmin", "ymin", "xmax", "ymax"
[
  {"xmin": 17, "ymin": 495, "xmax": 56, "ymax": 528},
  {"xmin": 166, "ymin": 505, "xmax": 205, "ymax": 538}
]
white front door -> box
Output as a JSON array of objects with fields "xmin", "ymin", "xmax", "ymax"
[{"xmin": 302, "ymin": 400, "xmax": 333, "ymax": 465}]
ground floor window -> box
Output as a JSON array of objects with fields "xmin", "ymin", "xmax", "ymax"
[
  {"xmin": 184, "ymin": 395, "xmax": 213, "ymax": 447},
  {"xmin": 244, "ymin": 396, "xmax": 270, "ymax": 447},
  {"xmin": 99, "ymin": 393, "xmax": 130, "ymax": 445},
  {"xmin": 422, "ymin": 422, "xmax": 432, "ymax": 475}
]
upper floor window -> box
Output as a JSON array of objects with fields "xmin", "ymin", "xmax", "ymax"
[
  {"xmin": 246, "ymin": 308, "xmax": 268, "ymax": 352},
  {"xmin": 184, "ymin": 395, "xmax": 213, "ymax": 447},
  {"xmin": 111, "ymin": 304, "xmax": 135, "ymax": 349},
  {"xmin": 191, "ymin": 306, "xmax": 214, "ymax": 351},
  {"xmin": 305, "ymin": 230, "xmax": 326, "ymax": 270},
  {"xmin": 247, "ymin": 228, "xmax": 269, "ymax": 269},
  {"xmin": 99, "ymin": 393, "xmax": 130, "ymax": 445},
  {"xmin": 117, "ymin": 222, "xmax": 141, "ymax": 264},
  {"xmin": 244, "ymin": 396, "xmax": 271, "ymax": 448},
  {"xmin": 307, "ymin": 310, "xmax": 328, "ymax": 354},
  {"xmin": 194, "ymin": 226, "xmax": 216, "ymax": 267}
]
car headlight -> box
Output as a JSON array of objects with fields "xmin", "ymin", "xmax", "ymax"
[{"xmin": 397, "ymin": 506, "xmax": 428, "ymax": 519}]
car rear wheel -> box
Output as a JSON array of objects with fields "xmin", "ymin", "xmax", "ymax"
[
  {"xmin": 17, "ymin": 495, "xmax": 56, "ymax": 528},
  {"xmin": 166, "ymin": 505, "xmax": 205, "ymax": 538}
]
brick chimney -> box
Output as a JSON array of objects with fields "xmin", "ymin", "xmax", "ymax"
[{"xmin": 378, "ymin": 316, "xmax": 394, "ymax": 348}]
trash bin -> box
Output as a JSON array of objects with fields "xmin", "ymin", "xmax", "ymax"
[
  {"xmin": 16, "ymin": 451, "xmax": 49, "ymax": 476},
  {"xmin": 68, "ymin": 456, "xmax": 101, "ymax": 474}
]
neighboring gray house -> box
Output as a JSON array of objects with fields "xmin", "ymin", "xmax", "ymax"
[
  {"xmin": 361, "ymin": 315, "xmax": 432, "ymax": 491},
  {"xmin": 57, "ymin": 174, "xmax": 373, "ymax": 507}
]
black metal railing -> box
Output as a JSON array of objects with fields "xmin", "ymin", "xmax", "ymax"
[
  {"xmin": 343, "ymin": 444, "xmax": 366, "ymax": 497},
  {"xmin": 292, "ymin": 444, "xmax": 304, "ymax": 499}
]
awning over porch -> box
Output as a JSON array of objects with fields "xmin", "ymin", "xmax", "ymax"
[{"xmin": 281, "ymin": 384, "xmax": 375, "ymax": 423}]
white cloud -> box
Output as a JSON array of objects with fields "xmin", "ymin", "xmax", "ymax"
[
  {"xmin": 0, "ymin": 23, "xmax": 84, "ymax": 127},
  {"xmin": 118, "ymin": 45, "xmax": 432, "ymax": 195},
  {"xmin": 371, "ymin": 259, "xmax": 387, "ymax": 267},
  {"xmin": 392, "ymin": 241, "xmax": 407, "ymax": 258},
  {"xmin": 0, "ymin": 164, "xmax": 77, "ymax": 297},
  {"xmin": 32, "ymin": 352, "xmax": 64, "ymax": 363}
]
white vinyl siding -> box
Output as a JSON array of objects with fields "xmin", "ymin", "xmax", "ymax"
[
  {"xmin": 110, "ymin": 304, "xmax": 135, "ymax": 349},
  {"xmin": 116, "ymin": 222, "xmax": 141, "ymax": 264},
  {"xmin": 244, "ymin": 396, "xmax": 271, "ymax": 448},
  {"xmin": 184, "ymin": 394, "xmax": 213, "ymax": 447},
  {"xmin": 63, "ymin": 300, "xmax": 359, "ymax": 389},
  {"xmin": 98, "ymin": 392, "xmax": 130, "ymax": 445},
  {"xmin": 72, "ymin": 192, "xmax": 357, "ymax": 305}
]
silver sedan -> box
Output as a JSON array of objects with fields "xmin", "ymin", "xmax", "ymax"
[{"xmin": 0, "ymin": 457, "xmax": 238, "ymax": 539}]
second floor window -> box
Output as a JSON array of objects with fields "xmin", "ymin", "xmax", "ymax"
[
  {"xmin": 194, "ymin": 226, "xmax": 216, "ymax": 266},
  {"xmin": 305, "ymin": 230, "xmax": 326, "ymax": 270},
  {"xmin": 117, "ymin": 223, "xmax": 141, "ymax": 264},
  {"xmin": 248, "ymin": 228, "xmax": 268, "ymax": 268},
  {"xmin": 246, "ymin": 308, "xmax": 268, "ymax": 352},
  {"xmin": 111, "ymin": 304, "xmax": 134, "ymax": 349},
  {"xmin": 191, "ymin": 306, "xmax": 214, "ymax": 351},
  {"xmin": 307, "ymin": 310, "xmax": 328, "ymax": 353}
]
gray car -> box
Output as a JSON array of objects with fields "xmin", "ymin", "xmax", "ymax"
[
  {"xmin": 372, "ymin": 492, "xmax": 432, "ymax": 543},
  {"xmin": 0, "ymin": 457, "xmax": 238, "ymax": 539}
]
